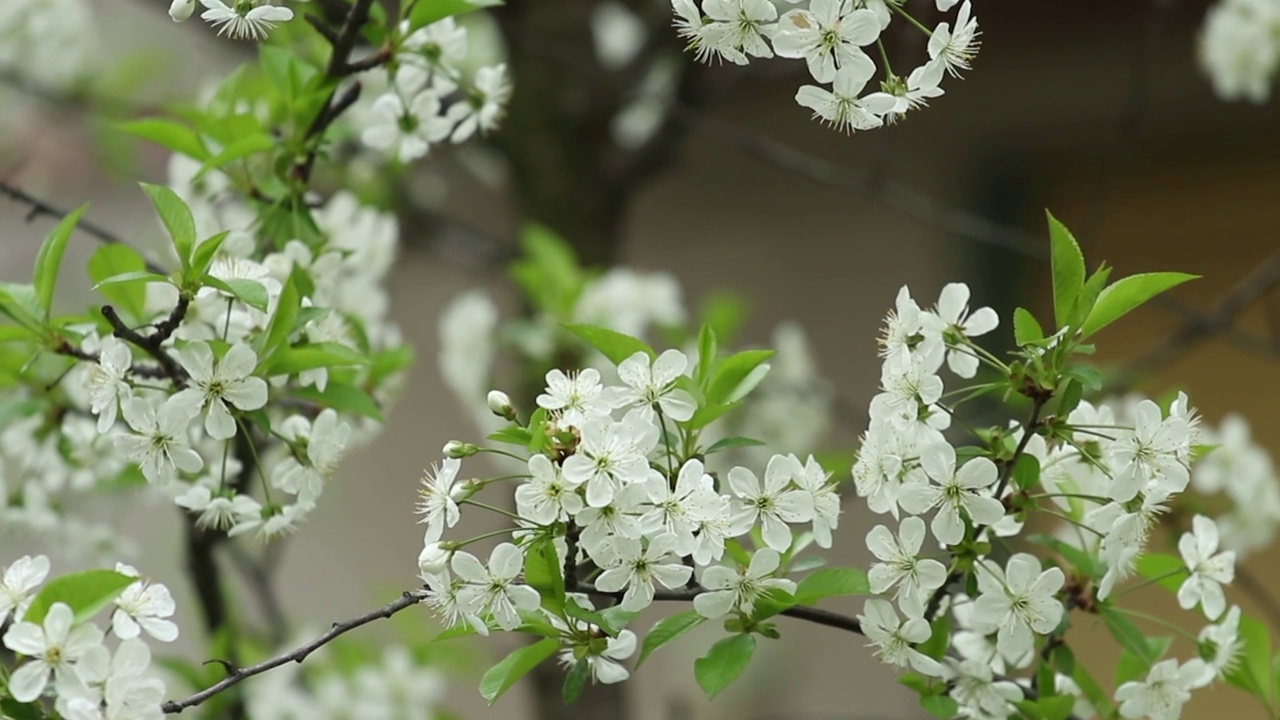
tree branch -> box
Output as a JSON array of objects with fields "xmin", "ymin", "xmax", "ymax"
[
  {"xmin": 160, "ymin": 589, "xmax": 429, "ymax": 714},
  {"xmin": 574, "ymin": 582, "xmax": 863, "ymax": 634},
  {"xmin": 0, "ymin": 179, "xmax": 167, "ymax": 274}
]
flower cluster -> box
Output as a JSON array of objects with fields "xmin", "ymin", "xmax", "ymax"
[
  {"xmin": 354, "ymin": 17, "xmax": 511, "ymax": 162},
  {"xmin": 1198, "ymin": 0, "xmax": 1280, "ymax": 104},
  {"xmin": 1, "ymin": 556, "xmax": 174, "ymax": 718},
  {"xmin": 416, "ymin": 344, "xmax": 839, "ymax": 682},
  {"xmin": 670, "ymin": 0, "xmax": 979, "ymax": 131},
  {"xmin": 0, "ymin": 0, "xmax": 95, "ymax": 87}
]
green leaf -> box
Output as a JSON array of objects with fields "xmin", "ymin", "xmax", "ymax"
[
  {"xmin": 706, "ymin": 349, "xmax": 774, "ymax": 405},
  {"xmin": 369, "ymin": 344, "xmax": 415, "ymax": 387},
  {"xmin": 202, "ymin": 277, "xmax": 269, "ymax": 313},
  {"xmin": 88, "ymin": 244, "xmax": 150, "ymax": 320},
  {"xmin": 92, "ymin": 270, "xmax": 172, "ymax": 291},
  {"xmin": 793, "ymin": 567, "xmax": 870, "ymax": 605},
  {"xmin": 140, "ymin": 183, "xmax": 197, "ymax": 267},
  {"xmin": 479, "ymin": 638, "xmax": 560, "ymax": 704},
  {"xmin": 918, "ymin": 613, "xmax": 951, "ymax": 661},
  {"xmin": 1135, "ymin": 553, "xmax": 1187, "ymax": 594},
  {"xmin": 1225, "ymin": 613, "xmax": 1275, "ymax": 708},
  {"xmin": 1012, "ymin": 454, "xmax": 1041, "ymax": 491},
  {"xmin": 33, "ymin": 204, "xmax": 88, "ymax": 318},
  {"xmin": 0, "ymin": 698, "xmax": 44, "ymax": 720},
  {"xmin": 410, "ymin": 0, "xmax": 502, "ymax": 29},
  {"xmin": 694, "ymin": 634, "xmax": 756, "ymax": 699},
  {"xmin": 523, "ymin": 538, "xmax": 563, "ymax": 614},
  {"xmin": 194, "ymin": 133, "xmax": 276, "ymax": 181},
  {"xmin": 920, "ymin": 694, "xmax": 959, "ymax": 719},
  {"xmin": 118, "ymin": 118, "xmax": 209, "ymax": 161},
  {"xmin": 696, "ymin": 323, "xmax": 717, "ymax": 387},
  {"xmin": 1046, "ymin": 211, "xmax": 1086, "ymax": 330},
  {"xmin": 488, "ymin": 426, "xmax": 534, "ymax": 446},
  {"xmin": 0, "ymin": 325, "xmax": 35, "ymax": 344},
  {"xmin": 705, "ymin": 436, "xmax": 765, "ymax": 455},
  {"xmin": 257, "ymin": 269, "xmax": 302, "ymax": 367},
  {"xmin": 563, "ymin": 658, "xmax": 589, "ymax": 704},
  {"xmin": 1037, "ymin": 695, "xmax": 1076, "ymax": 720},
  {"xmin": 511, "ymin": 225, "xmax": 582, "ymax": 317},
  {"xmin": 688, "ymin": 401, "xmax": 740, "ymax": 431},
  {"xmin": 638, "ymin": 611, "xmax": 706, "ymax": 667},
  {"xmin": 292, "ymin": 381, "xmax": 383, "ymax": 422},
  {"xmin": 1101, "ymin": 606, "xmax": 1157, "ymax": 667},
  {"xmin": 1077, "ymin": 264, "xmax": 1113, "ymax": 327},
  {"xmin": 1058, "ymin": 378, "xmax": 1083, "ymax": 416},
  {"xmin": 1051, "ymin": 643, "xmax": 1111, "ymax": 716},
  {"xmin": 23, "ymin": 569, "xmax": 136, "ymax": 625},
  {"xmin": 1082, "ymin": 272, "xmax": 1199, "ymax": 338},
  {"xmin": 263, "ymin": 343, "xmax": 368, "ymax": 376},
  {"xmin": 190, "ymin": 231, "xmax": 231, "ymax": 277},
  {"xmin": 1061, "ymin": 364, "xmax": 1103, "ymax": 391},
  {"xmin": 1013, "ymin": 307, "xmax": 1044, "ymax": 346},
  {"xmin": 562, "ymin": 323, "xmax": 654, "ymax": 366},
  {"xmin": 1028, "ymin": 534, "xmax": 1102, "ymax": 579},
  {"xmin": 0, "ymin": 282, "xmax": 45, "ymax": 333}
]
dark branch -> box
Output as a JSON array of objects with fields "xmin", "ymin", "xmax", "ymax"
[
  {"xmin": 0, "ymin": 179, "xmax": 167, "ymax": 275},
  {"xmin": 102, "ymin": 304, "xmax": 188, "ymax": 387},
  {"xmin": 161, "ymin": 589, "xmax": 429, "ymax": 714}
]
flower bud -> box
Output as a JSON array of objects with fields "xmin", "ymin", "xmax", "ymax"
[
  {"xmin": 442, "ymin": 440, "xmax": 477, "ymax": 459},
  {"xmin": 450, "ymin": 478, "xmax": 482, "ymax": 502},
  {"xmin": 418, "ymin": 542, "xmax": 451, "ymax": 575},
  {"xmin": 487, "ymin": 390, "xmax": 516, "ymax": 420},
  {"xmin": 169, "ymin": 0, "xmax": 196, "ymax": 22}
]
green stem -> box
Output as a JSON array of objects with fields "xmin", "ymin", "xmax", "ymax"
[
  {"xmin": 451, "ymin": 526, "xmax": 521, "ymax": 548},
  {"xmin": 1042, "ymin": 509, "xmax": 1105, "ymax": 538},
  {"xmin": 890, "ymin": 2, "xmax": 934, "ymax": 36},
  {"xmin": 237, "ymin": 417, "xmax": 274, "ymax": 506},
  {"xmin": 1111, "ymin": 568, "xmax": 1189, "ymax": 600},
  {"xmin": 1114, "ymin": 607, "xmax": 1201, "ymax": 645},
  {"xmin": 462, "ymin": 498, "xmax": 531, "ymax": 523},
  {"xmin": 476, "ymin": 447, "xmax": 529, "ymax": 464},
  {"xmin": 876, "ymin": 38, "xmax": 894, "ymax": 77}
]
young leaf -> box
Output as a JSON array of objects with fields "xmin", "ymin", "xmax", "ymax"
[
  {"xmin": 694, "ymin": 634, "xmax": 756, "ymax": 699},
  {"xmin": 410, "ymin": 0, "xmax": 502, "ymax": 30},
  {"xmin": 706, "ymin": 349, "xmax": 774, "ymax": 405},
  {"xmin": 637, "ymin": 611, "xmax": 706, "ymax": 666},
  {"xmin": 1012, "ymin": 454, "xmax": 1041, "ymax": 491},
  {"xmin": 202, "ymin": 277, "xmax": 269, "ymax": 313},
  {"xmin": 696, "ymin": 323, "xmax": 717, "ymax": 386},
  {"xmin": 705, "ymin": 436, "xmax": 765, "ymax": 455},
  {"xmin": 1081, "ymin": 272, "xmax": 1198, "ymax": 338},
  {"xmin": 194, "ymin": 133, "xmax": 276, "ymax": 182},
  {"xmin": 1046, "ymin": 211, "xmax": 1085, "ymax": 330},
  {"xmin": 23, "ymin": 569, "xmax": 136, "ymax": 625},
  {"xmin": 793, "ymin": 567, "xmax": 870, "ymax": 605},
  {"xmin": 1225, "ymin": 613, "xmax": 1275, "ymax": 709},
  {"xmin": 0, "ymin": 282, "xmax": 46, "ymax": 333},
  {"xmin": 478, "ymin": 638, "xmax": 560, "ymax": 705},
  {"xmin": 523, "ymin": 537, "xmax": 565, "ymax": 613},
  {"xmin": 488, "ymin": 426, "xmax": 534, "ymax": 446},
  {"xmin": 688, "ymin": 401, "xmax": 740, "ymax": 431},
  {"xmin": 563, "ymin": 658, "xmax": 589, "ymax": 704},
  {"xmin": 33, "ymin": 204, "xmax": 88, "ymax": 318},
  {"xmin": 562, "ymin": 323, "xmax": 654, "ymax": 366},
  {"xmin": 919, "ymin": 694, "xmax": 959, "ymax": 719},
  {"xmin": 1057, "ymin": 378, "xmax": 1083, "ymax": 417},
  {"xmin": 190, "ymin": 231, "xmax": 231, "ymax": 277},
  {"xmin": 291, "ymin": 381, "xmax": 383, "ymax": 422},
  {"xmin": 262, "ymin": 343, "xmax": 369, "ymax": 376},
  {"xmin": 88, "ymin": 244, "xmax": 151, "ymax": 320},
  {"xmin": 1100, "ymin": 606, "xmax": 1156, "ymax": 667},
  {"xmin": 1134, "ymin": 553, "xmax": 1187, "ymax": 594},
  {"xmin": 118, "ymin": 118, "xmax": 210, "ymax": 161},
  {"xmin": 140, "ymin": 183, "xmax": 197, "ymax": 267},
  {"xmin": 1013, "ymin": 307, "xmax": 1044, "ymax": 346},
  {"xmin": 257, "ymin": 269, "xmax": 302, "ymax": 367}
]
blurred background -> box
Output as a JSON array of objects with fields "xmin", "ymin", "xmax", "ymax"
[{"xmin": 2, "ymin": 1, "xmax": 1280, "ymax": 718}]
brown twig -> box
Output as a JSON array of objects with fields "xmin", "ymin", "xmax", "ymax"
[
  {"xmin": 0, "ymin": 179, "xmax": 167, "ymax": 275},
  {"xmin": 160, "ymin": 589, "xmax": 429, "ymax": 714}
]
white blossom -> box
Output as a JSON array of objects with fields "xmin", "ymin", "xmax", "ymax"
[
  {"xmin": 110, "ymin": 564, "xmax": 179, "ymax": 643},
  {"xmin": 87, "ymin": 337, "xmax": 133, "ymax": 433},
  {"xmin": 536, "ymin": 368, "xmax": 618, "ymax": 428},
  {"xmin": 198, "ymin": 0, "xmax": 295, "ymax": 40},
  {"xmin": 594, "ymin": 534, "xmax": 692, "ymax": 612},
  {"xmin": 2, "ymin": 602, "xmax": 105, "ymax": 703},
  {"xmin": 1177, "ymin": 515, "xmax": 1235, "ymax": 620},
  {"xmin": 795, "ymin": 54, "xmax": 897, "ymax": 133},
  {"xmin": 615, "ymin": 349, "xmax": 696, "ymax": 422},
  {"xmin": 516, "ymin": 454, "xmax": 585, "ymax": 525},
  {"xmin": 694, "ymin": 548, "xmax": 795, "ymax": 618},
  {"xmin": 858, "ymin": 599, "xmax": 944, "ymax": 676},
  {"xmin": 114, "ymin": 396, "xmax": 204, "ymax": 486},
  {"xmin": 970, "ymin": 553, "xmax": 1065, "ymax": 664},
  {"xmin": 417, "ymin": 458, "xmax": 463, "ymax": 543},
  {"xmin": 920, "ymin": 282, "xmax": 999, "ymax": 378},
  {"xmin": 927, "ymin": 1, "xmax": 980, "ymax": 77},
  {"xmin": 0, "ymin": 555, "xmax": 50, "ymax": 624},
  {"xmin": 728, "ymin": 455, "xmax": 815, "ymax": 552},
  {"xmin": 774, "ymin": 0, "xmax": 880, "ymax": 83},
  {"xmin": 171, "ymin": 342, "xmax": 268, "ymax": 440},
  {"xmin": 866, "ymin": 517, "xmax": 947, "ymax": 617},
  {"xmin": 453, "ymin": 543, "xmax": 541, "ymax": 631},
  {"xmin": 1115, "ymin": 658, "xmax": 1210, "ymax": 720},
  {"xmin": 898, "ymin": 443, "xmax": 1004, "ymax": 546}
]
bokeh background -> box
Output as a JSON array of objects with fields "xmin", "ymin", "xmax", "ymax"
[{"xmin": 3, "ymin": 1, "xmax": 1280, "ymax": 718}]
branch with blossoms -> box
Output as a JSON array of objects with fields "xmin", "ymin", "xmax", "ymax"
[{"xmin": 408, "ymin": 214, "xmax": 1280, "ymax": 720}]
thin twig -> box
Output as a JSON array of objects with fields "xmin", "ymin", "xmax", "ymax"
[
  {"xmin": 0, "ymin": 179, "xmax": 167, "ymax": 274},
  {"xmin": 160, "ymin": 590, "xmax": 429, "ymax": 714}
]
